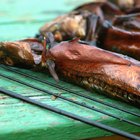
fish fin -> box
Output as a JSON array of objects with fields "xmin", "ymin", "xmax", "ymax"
[{"xmin": 47, "ymin": 59, "xmax": 59, "ymax": 82}]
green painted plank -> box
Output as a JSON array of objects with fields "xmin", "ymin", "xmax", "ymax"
[
  {"xmin": 0, "ymin": 22, "xmax": 44, "ymax": 41},
  {"xmin": 0, "ymin": 67, "xmax": 140, "ymax": 140},
  {"xmin": 0, "ymin": 0, "xmax": 93, "ymax": 23},
  {"xmin": 0, "ymin": 0, "xmax": 69, "ymax": 23}
]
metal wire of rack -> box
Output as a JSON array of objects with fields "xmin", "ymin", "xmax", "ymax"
[{"xmin": 0, "ymin": 65, "xmax": 140, "ymax": 140}]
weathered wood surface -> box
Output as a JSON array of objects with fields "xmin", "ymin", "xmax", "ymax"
[{"xmin": 0, "ymin": 0, "xmax": 140, "ymax": 140}]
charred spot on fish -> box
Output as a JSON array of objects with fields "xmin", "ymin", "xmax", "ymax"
[
  {"xmin": 88, "ymin": 77, "xmax": 93, "ymax": 83},
  {"xmin": 0, "ymin": 51, "xmax": 4, "ymax": 57},
  {"xmin": 123, "ymin": 93, "xmax": 128, "ymax": 99},
  {"xmin": 128, "ymin": 93, "xmax": 136, "ymax": 102},
  {"xmin": 4, "ymin": 57, "xmax": 14, "ymax": 66},
  {"xmin": 99, "ymin": 81, "xmax": 105, "ymax": 88}
]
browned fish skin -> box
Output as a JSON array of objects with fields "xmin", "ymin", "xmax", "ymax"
[
  {"xmin": 74, "ymin": 1, "xmax": 123, "ymax": 21},
  {"xmin": 1, "ymin": 38, "xmax": 140, "ymax": 106},
  {"xmin": 39, "ymin": 11, "xmax": 90, "ymax": 42},
  {"xmin": 0, "ymin": 38, "xmax": 43, "ymax": 67},
  {"xmin": 97, "ymin": 21, "xmax": 140, "ymax": 61},
  {"xmin": 46, "ymin": 39, "xmax": 140, "ymax": 106},
  {"xmin": 112, "ymin": 13, "xmax": 140, "ymax": 32},
  {"xmin": 39, "ymin": 1, "xmax": 123, "ymax": 42}
]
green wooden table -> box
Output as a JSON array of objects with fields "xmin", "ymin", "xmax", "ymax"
[{"xmin": 0, "ymin": 0, "xmax": 140, "ymax": 140}]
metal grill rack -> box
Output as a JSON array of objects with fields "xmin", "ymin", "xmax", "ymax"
[{"xmin": 0, "ymin": 64, "xmax": 140, "ymax": 140}]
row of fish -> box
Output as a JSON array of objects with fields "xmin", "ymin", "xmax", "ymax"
[{"xmin": 1, "ymin": 0, "xmax": 140, "ymax": 106}]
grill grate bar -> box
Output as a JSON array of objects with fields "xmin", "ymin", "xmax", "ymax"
[
  {"xmin": 0, "ymin": 88, "xmax": 140, "ymax": 140},
  {"xmin": 0, "ymin": 72, "xmax": 140, "ymax": 127},
  {"xmin": 1, "ymin": 65, "xmax": 140, "ymax": 117}
]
